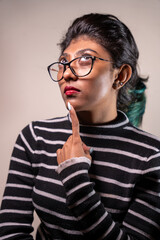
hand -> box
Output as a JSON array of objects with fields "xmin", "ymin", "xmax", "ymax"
[{"xmin": 56, "ymin": 103, "xmax": 92, "ymax": 165}]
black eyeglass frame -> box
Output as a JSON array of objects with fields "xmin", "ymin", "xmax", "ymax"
[{"xmin": 47, "ymin": 56, "xmax": 113, "ymax": 82}]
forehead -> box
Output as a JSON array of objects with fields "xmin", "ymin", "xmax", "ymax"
[{"xmin": 62, "ymin": 35, "xmax": 110, "ymax": 58}]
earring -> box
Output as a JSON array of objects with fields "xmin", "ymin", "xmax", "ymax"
[
  {"xmin": 113, "ymin": 81, "xmax": 123, "ymax": 89},
  {"xmin": 113, "ymin": 82, "xmax": 118, "ymax": 88},
  {"xmin": 112, "ymin": 81, "xmax": 119, "ymax": 90}
]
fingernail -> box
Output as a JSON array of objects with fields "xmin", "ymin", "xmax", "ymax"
[
  {"xmin": 89, "ymin": 148, "xmax": 93, "ymax": 154},
  {"xmin": 67, "ymin": 102, "xmax": 71, "ymax": 111}
]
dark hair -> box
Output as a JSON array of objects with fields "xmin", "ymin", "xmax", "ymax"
[{"xmin": 59, "ymin": 13, "xmax": 147, "ymax": 127}]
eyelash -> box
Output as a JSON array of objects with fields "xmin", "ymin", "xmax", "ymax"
[
  {"xmin": 81, "ymin": 54, "xmax": 92, "ymax": 58},
  {"xmin": 59, "ymin": 54, "xmax": 92, "ymax": 63},
  {"xmin": 60, "ymin": 58, "xmax": 68, "ymax": 63}
]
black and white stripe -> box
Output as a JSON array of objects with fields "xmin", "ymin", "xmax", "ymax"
[{"xmin": 0, "ymin": 111, "xmax": 160, "ymax": 239}]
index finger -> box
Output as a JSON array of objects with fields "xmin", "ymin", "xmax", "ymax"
[{"xmin": 68, "ymin": 102, "xmax": 80, "ymax": 138}]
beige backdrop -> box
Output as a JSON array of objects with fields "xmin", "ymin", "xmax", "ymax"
[{"xmin": 1, "ymin": 0, "xmax": 160, "ymax": 237}]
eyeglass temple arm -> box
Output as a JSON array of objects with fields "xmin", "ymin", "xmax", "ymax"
[{"xmin": 96, "ymin": 56, "xmax": 113, "ymax": 63}]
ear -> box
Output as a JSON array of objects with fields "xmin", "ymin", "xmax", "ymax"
[{"xmin": 112, "ymin": 64, "xmax": 132, "ymax": 90}]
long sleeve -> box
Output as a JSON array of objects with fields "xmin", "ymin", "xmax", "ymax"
[
  {"xmin": 0, "ymin": 124, "xmax": 36, "ymax": 239},
  {"xmin": 56, "ymin": 154, "xmax": 160, "ymax": 240},
  {"xmin": 1, "ymin": 112, "xmax": 160, "ymax": 239}
]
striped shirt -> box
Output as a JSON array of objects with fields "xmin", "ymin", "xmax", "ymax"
[{"xmin": 0, "ymin": 111, "xmax": 160, "ymax": 240}]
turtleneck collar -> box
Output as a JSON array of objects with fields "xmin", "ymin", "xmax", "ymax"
[{"xmin": 68, "ymin": 110, "xmax": 129, "ymax": 130}]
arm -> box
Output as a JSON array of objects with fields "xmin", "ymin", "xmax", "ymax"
[
  {"xmin": 56, "ymin": 104, "xmax": 160, "ymax": 239},
  {"xmin": 0, "ymin": 124, "xmax": 36, "ymax": 239},
  {"xmin": 56, "ymin": 154, "xmax": 160, "ymax": 239}
]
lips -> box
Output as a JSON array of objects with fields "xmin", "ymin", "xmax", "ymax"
[{"xmin": 64, "ymin": 86, "xmax": 80, "ymax": 96}]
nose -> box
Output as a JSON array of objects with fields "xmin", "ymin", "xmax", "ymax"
[{"xmin": 63, "ymin": 66, "xmax": 78, "ymax": 81}]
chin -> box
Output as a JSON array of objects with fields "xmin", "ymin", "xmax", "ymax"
[{"xmin": 64, "ymin": 100, "xmax": 84, "ymax": 112}]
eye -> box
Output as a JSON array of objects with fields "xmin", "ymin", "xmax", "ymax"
[
  {"xmin": 79, "ymin": 55, "xmax": 92, "ymax": 66},
  {"xmin": 59, "ymin": 57, "xmax": 68, "ymax": 64},
  {"xmin": 81, "ymin": 55, "xmax": 92, "ymax": 60}
]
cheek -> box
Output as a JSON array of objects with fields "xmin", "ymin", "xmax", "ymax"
[{"xmin": 88, "ymin": 71, "xmax": 114, "ymax": 98}]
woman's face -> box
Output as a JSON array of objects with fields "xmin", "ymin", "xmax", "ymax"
[{"xmin": 58, "ymin": 36, "xmax": 118, "ymax": 114}]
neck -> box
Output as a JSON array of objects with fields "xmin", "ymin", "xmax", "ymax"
[{"xmin": 76, "ymin": 108, "xmax": 117, "ymax": 125}]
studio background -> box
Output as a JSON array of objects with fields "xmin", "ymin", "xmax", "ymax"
[{"xmin": 0, "ymin": 0, "xmax": 160, "ymax": 237}]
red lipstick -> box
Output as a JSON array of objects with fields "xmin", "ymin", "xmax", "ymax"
[{"xmin": 64, "ymin": 86, "xmax": 80, "ymax": 96}]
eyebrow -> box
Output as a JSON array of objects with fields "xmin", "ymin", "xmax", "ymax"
[
  {"xmin": 59, "ymin": 48, "xmax": 98, "ymax": 60},
  {"xmin": 76, "ymin": 48, "xmax": 98, "ymax": 55}
]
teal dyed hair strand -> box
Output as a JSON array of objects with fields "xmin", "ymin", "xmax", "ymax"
[{"xmin": 126, "ymin": 82, "xmax": 146, "ymax": 127}]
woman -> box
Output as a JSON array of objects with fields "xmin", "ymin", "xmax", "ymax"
[{"xmin": 0, "ymin": 13, "xmax": 160, "ymax": 240}]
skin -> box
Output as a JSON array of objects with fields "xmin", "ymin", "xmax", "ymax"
[
  {"xmin": 57, "ymin": 35, "xmax": 132, "ymax": 164},
  {"xmin": 57, "ymin": 105, "xmax": 91, "ymax": 165}
]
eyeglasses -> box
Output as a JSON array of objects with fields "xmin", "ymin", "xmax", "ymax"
[{"xmin": 47, "ymin": 55, "xmax": 113, "ymax": 82}]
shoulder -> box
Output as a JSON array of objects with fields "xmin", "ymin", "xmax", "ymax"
[
  {"xmin": 117, "ymin": 110, "xmax": 160, "ymax": 153},
  {"xmin": 21, "ymin": 115, "xmax": 71, "ymax": 139},
  {"xmin": 123, "ymin": 123, "xmax": 160, "ymax": 153},
  {"xmin": 32, "ymin": 115, "xmax": 70, "ymax": 130}
]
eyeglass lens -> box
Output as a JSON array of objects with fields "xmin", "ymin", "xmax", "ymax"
[{"xmin": 49, "ymin": 56, "xmax": 93, "ymax": 81}]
